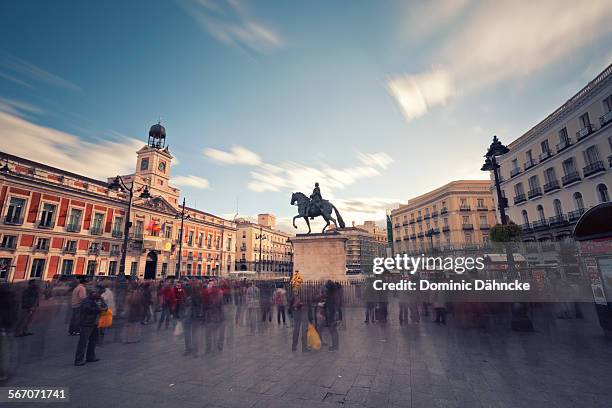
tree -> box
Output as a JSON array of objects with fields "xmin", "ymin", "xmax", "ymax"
[{"xmin": 489, "ymin": 222, "xmax": 522, "ymax": 243}]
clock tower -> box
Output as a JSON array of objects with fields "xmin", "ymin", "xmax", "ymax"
[{"xmin": 132, "ymin": 123, "xmax": 180, "ymax": 205}]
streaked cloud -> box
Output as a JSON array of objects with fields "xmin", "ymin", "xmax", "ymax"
[
  {"xmin": 0, "ymin": 111, "xmax": 142, "ymax": 180},
  {"xmin": 172, "ymin": 174, "xmax": 210, "ymax": 189},
  {"xmin": 0, "ymin": 97, "xmax": 44, "ymax": 117},
  {"xmin": 204, "ymin": 145, "xmax": 262, "ymax": 165},
  {"xmin": 180, "ymin": 0, "xmax": 283, "ymax": 54},
  {"xmin": 390, "ymin": 0, "xmax": 612, "ymax": 123},
  {"xmin": 204, "ymin": 145, "xmax": 394, "ymax": 195},
  {"xmin": 0, "ymin": 52, "xmax": 80, "ymax": 91},
  {"xmin": 387, "ymin": 68, "xmax": 454, "ymax": 122}
]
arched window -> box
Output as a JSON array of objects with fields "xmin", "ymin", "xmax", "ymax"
[
  {"xmin": 537, "ymin": 205, "xmax": 545, "ymax": 221},
  {"xmin": 573, "ymin": 192, "xmax": 584, "ymax": 210},
  {"xmin": 521, "ymin": 210, "xmax": 529, "ymax": 225},
  {"xmin": 553, "ymin": 199, "xmax": 563, "ymax": 216},
  {"xmin": 597, "ymin": 183, "xmax": 609, "ymax": 203}
]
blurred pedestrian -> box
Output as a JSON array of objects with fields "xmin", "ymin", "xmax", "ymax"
[
  {"xmin": 125, "ymin": 283, "xmax": 144, "ymax": 343},
  {"xmin": 289, "ymin": 290, "xmax": 309, "ymax": 352},
  {"xmin": 15, "ymin": 279, "xmax": 39, "ymax": 337},
  {"xmin": 274, "ymin": 285, "xmax": 287, "ymax": 325},
  {"xmin": 74, "ymin": 287, "xmax": 107, "ymax": 366},
  {"xmin": 246, "ymin": 281, "xmax": 260, "ymax": 334},
  {"xmin": 0, "ymin": 283, "xmax": 17, "ymax": 381},
  {"xmin": 69, "ymin": 277, "xmax": 87, "ymax": 335}
]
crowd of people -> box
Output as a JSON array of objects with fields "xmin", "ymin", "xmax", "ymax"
[
  {"xmin": 0, "ymin": 276, "xmax": 348, "ymax": 380},
  {"xmin": 1, "ymin": 273, "xmax": 589, "ymax": 381}
]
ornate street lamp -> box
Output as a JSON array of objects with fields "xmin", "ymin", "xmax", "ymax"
[
  {"xmin": 256, "ymin": 226, "xmax": 267, "ymax": 273},
  {"xmin": 174, "ymin": 197, "xmax": 190, "ymax": 279},
  {"xmin": 481, "ymin": 135, "xmax": 509, "ymax": 225},
  {"xmin": 108, "ymin": 176, "xmax": 151, "ymax": 278}
]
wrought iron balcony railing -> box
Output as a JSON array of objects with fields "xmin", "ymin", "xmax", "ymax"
[
  {"xmin": 90, "ymin": 226, "xmax": 103, "ymax": 235},
  {"xmin": 568, "ymin": 208, "xmax": 586, "ymax": 222},
  {"xmin": 538, "ymin": 150, "xmax": 553, "ymax": 162},
  {"xmin": 66, "ymin": 223, "xmax": 81, "ymax": 233},
  {"xmin": 513, "ymin": 194, "xmax": 526, "ymax": 204},
  {"xmin": 543, "ymin": 180, "xmax": 560, "ymax": 193},
  {"xmin": 600, "ymin": 110, "xmax": 612, "ymax": 127},
  {"xmin": 583, "ymin": 161, "xmax": 605, "ymax": 177},
  {"xmin": 528, "ymin": 187, "xmax": 543, "ymax": 199},
  {"xmin": 556, "ymin": 138, "xmax": 572, "ymax": 152},
  {"xmin": 524, "ymin": 158, "xmax": 537, "ymax": 170},
  {"xmin": 576, "ymin": 124, "xmax": 594, "ymax": 140},
  {"xmin": 562, "ymin": 172, "xmax": 581, "ymax": 186},
  {"xmin": 548, "ymin": 214, "xmax": 568, "ymax": 226},
  {"xmin": 510, "ymin": 167, "xmax": 521, "ymax": 178}
]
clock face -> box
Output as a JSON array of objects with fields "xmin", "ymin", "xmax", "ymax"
[{"xmin": 158, "ymin": 161, "xmax": 166, "ymax": 172}]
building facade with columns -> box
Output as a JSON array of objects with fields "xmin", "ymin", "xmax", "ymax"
[
  {"xmin": 492, "ymin": 64, "xmax": 612, "ymax": 241},
  {"xmin": 391, "ymin": 180, "xmax": 497, "ymax": 254},
  {"xmin": 234, "ymin": 214, "xmax": 293, "ymax": 275},
  {"xmin": 0, "ymin": 124, "xmax": 236, "ymax": 281}
]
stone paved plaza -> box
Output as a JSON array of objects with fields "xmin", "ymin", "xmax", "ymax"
[{"xmin": 4, "ymin": 299, "xmax": 612, "ymax": 408}]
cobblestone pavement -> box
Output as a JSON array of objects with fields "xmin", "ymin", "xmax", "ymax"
[{"xmin": 4, "ymin": 299, "xmax": 612, "ymax": 408}]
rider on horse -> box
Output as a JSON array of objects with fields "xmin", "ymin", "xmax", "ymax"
[{"xmin": 307, "ymin": 182, "xmax": 322, "ymax": 219}]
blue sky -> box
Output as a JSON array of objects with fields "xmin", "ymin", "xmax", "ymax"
[{"xmin": 1, "ymin": 0, "xmax": 611, "ymax": 232}]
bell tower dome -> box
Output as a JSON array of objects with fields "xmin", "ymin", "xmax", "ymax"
[
  {"xmin": 133, "ymin": 122, "xmax": 179, "ymax": 205},
  {"xmin": 148, "ymin": 122, "xmax": 166, "ymax": 149}
]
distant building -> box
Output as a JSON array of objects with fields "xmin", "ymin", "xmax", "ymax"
[
  {"xmin": 490, "ymin": 63, "xmax": 612, "ymax": 241},
  {"xmin": 391, "ymin": 180, "xmax": 497, "ymax": 254},
  {"xmin": 338, "ymin": 226, "xmax": 386, "ymax": 276},
  {"xmin": 354, "ymin": 220, "xmax": 387, "ymax": 245},
  {"xmin": 234, "ymin": 214, "xmax": 293, "ymax": 275},
  {"xmin": 0, "ymin": 124, "xmax": 236, "ymax": 281}
]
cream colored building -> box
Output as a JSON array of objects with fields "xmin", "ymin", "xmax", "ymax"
[
  {"xmin": 235, "ymin": 214, "xmax": 292, "ymax": 275},
  {"xmin": 391, "ymin": 180, "xmax": 497, "ymax": 254},
  {"xmin": 354, "ymin": 221, "xmax": 387, "ymax": 245},
  {"xmin": 492, "ymin": 64, "xmax": 612, "ymax": 241}
]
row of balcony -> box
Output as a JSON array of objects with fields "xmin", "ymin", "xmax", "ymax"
[
  {"xmin": 0, "ymin": 242, "xmax": 122, "ymax": 256},
  {"xmin": 514, "ymin": 163, "xmax": 608, "ymax": 206},
  {"xmin": 398, "ymin": 224, "xmax": 490, "ymax": 241},
  {"xmin": 521, "ymin": 208, "xmax": 587, "ymax": 233},
  {"xmin": 2, "ymin": 217, "xmax": 125, "ymax": 238},
  {"xmin": 508, "ymin": 119, "xmax": 610, "ymax": 180}
]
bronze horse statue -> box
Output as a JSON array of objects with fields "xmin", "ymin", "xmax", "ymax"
[{"xmin": 291, "ymin": 192, "xmax": 346, "ymax": 233}]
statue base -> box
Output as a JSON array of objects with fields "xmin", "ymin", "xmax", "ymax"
[{"xmin": 289, "ymin": 232, "xmax": 347, "ymax": 281}]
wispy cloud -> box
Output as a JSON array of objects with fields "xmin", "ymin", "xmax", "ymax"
[
  {"xmin": 0, "ymin": 97, "xmax": 45, "ymax": 117},
  {"xmin": 0, "ymin": 111, "xmax": 142, "ymax": 179},
  {"xmin": 390, "ymin": 0, "xmax": 612, "ymax": 123},
  {"xmin": 180, "ymin": 0, "xmax": 283, "ymax": 54},
  {"xmin": 387, "ymin": 68, "xmax": 454, "ymax": 122},
  {"xmin": 204, "ymin": 145, "xmax": 261, "ymax": 165},
  {"xmin": 173, "ymin": 175, "xmax": 210, "ymax": 189},
  {"xmin": 204, "ymin": 145, "xmax": 394, "ymax": 195},
  {"xmin": 0, "ymin": 52, "xmax": 80, "ymax": 91}
]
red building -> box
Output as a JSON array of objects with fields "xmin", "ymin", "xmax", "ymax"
[{"xmin": 0, "ymin": 124, "xmax": 236, "ymax": 281}]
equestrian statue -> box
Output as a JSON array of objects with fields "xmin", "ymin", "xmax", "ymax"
[{"xmin": 291, "ymin": 182, "xmax": 346, "ymax": 234}]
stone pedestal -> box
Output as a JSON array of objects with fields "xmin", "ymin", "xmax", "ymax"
[{"xmin": 289, "ymin": 232, "xmax": 347, "ymax": 281}]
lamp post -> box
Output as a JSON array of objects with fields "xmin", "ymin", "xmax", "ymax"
[
  {"xmin": 107, "ymin": 176, "xmax": 150, "ymax": 278},
  {"xmin": 256, "ymin": 226, "xmax": 267, "ymax": 273},
  {"xmin": 426, "ymin": 228, "xmax": 437, "ymax": 252},
  {"xmin": 481, "ymin": 135, "xmax": 510, "ymax": 225},
  {"xmin": 175, "ymin": 197, "xmax": 190, "ymax": 279}
]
